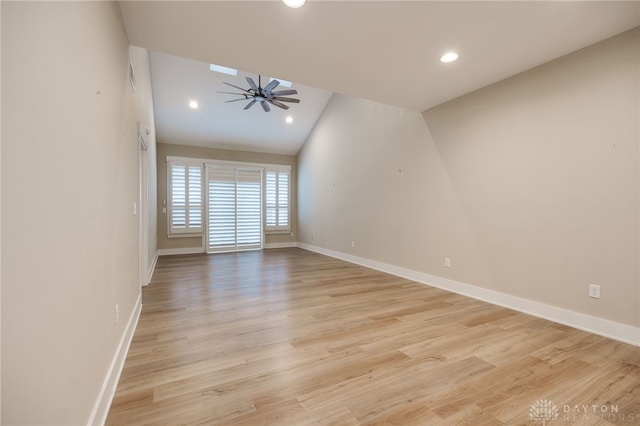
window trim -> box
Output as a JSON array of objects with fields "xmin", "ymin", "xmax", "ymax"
[{"xmin": 166, "ymin": 156, "xmax": 292, "ymax": 238}]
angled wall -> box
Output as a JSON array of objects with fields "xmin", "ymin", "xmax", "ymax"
[{"xmin": 298, "ymin": 29, "xmax": 639, "ymax": 339}]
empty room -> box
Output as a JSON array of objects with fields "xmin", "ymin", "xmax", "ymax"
[{"xmin": 2, "ymin": 1, "xmax": 640, "ymax": 425}]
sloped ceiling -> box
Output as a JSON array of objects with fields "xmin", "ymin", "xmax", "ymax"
[
  {"xmin": 120, "ymin": 1, "xmax": 640, "ymax": 153},
  {"xmin": 150, "ymin": 51, "xmax": 333, "ymax": 155}
]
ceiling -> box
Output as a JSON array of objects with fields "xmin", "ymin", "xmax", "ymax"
[
  {"xmin": 120, "ymin": 1, "xmax": 640, "ymax": 155},
  {"xmin": 150, "ymin": 51, "xmax": 332, "ymax": 155}
]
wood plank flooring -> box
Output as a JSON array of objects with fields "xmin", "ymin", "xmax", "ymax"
[{"xmin": 106, "ymin": 248, "xmax": 640, "ymax": 425}]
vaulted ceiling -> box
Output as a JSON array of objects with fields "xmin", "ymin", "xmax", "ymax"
[
  {"xmin": 119, "ymin": 1, "xmax": 640, "ymax": 154},
  {"xmin": 149, "ymin": 51, "xmax": 333, "ymax": 155}
]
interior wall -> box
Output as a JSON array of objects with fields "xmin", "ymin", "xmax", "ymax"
[
  {"xmin": 157, "ymin": 142, "xmax": 297, "ymax": 251},
  {"xmin": 0, "ymin": 2, "xmax": 3, "ymax": 420},
  {"xmin": 297, "ymin": 29, "xmax": 639, "ymax": 328},
  {"xmin": 1, "ymin": 2, "xmax": 149, "ymax": 424}
]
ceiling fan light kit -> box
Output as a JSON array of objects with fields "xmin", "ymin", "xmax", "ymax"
[{"xmin": 220, "ymin": 75, "xmax": 301, "ymax": 112}]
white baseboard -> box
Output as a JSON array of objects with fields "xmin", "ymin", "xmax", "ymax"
[
  {"xmin": 144, "ymin": 251, "xmax": 159, "ymax": 286},
  {"xmin": 158, "ymin": 247, "xmax": 205, "ymax": 256},
  {"xmin": 87, "ymin": 293, "xmax": 142, "ymax": 426},
  {"xmin": 264, "ymin": 242, "xmax": 298, "ymax": 249},
  {"xmin": 159, "ymin": 245, "xmax": 298, "ymax": 254},
  {"xmin": 297, "ymin": 243, "xmax": 640, "ymax": 347}
]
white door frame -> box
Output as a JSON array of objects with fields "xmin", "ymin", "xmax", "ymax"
[{"xmin": 138, "ymin": 132, "xmax": 149, "ymax": 286}]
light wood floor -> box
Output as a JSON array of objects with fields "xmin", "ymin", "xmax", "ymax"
[{"xmin": 107, "ymin": 248, "xmax": 640, "ymax": 425}]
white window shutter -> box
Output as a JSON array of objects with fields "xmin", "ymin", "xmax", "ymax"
[
  {"xmin": 264, "ymin": 168, "xmax": 290, "ymax": 232},
  {"xmin": 278, "ymin": 171, "xmax": 289, "ymax": 228},
  {"xmin": 168, "ymin": 161, "xmax": 203, "ymax": 235},
  {"xmin": 265, "ymin": 171, "xmax": 277, "ymax": 227},
  {"xmin": 188, "ymin": 166, "xmax": 202, "ymax": 229}
]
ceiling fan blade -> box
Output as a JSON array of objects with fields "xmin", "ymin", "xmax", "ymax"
[
  {"xmin": 218, "ymin": 91, "xmax": 248, "ymax": 96},
  {"xmin": 223, "ymin": 82, "xmax": 251, "ymax": 93},
  {"xmin": 244, "ymin": 100, "xmax": 256, "ymax": 110},
  {"xmin": 246, "ymin": 77, "xmax": 259, "ymax": 93},
  {"xmin": 271, "ymin": 89, "xmax": 297, "ymax": 96},
  {"xmin": 225, "ymin": 98, "xmax": 249, "ymax": 103},
  {"xmin": 268, "ymin": 99, "xmax": 289, "ymax": 110},
  {"xmin": 263, "ymin": 79, "xmax": 280, "ymax": 93},
  {"xmin": 261, "ymin": 101, "xmax": 270, "ymax": 112},
  {"xmin": 272, "ymin": 97, "xmax": 300, "ymax": 104}
]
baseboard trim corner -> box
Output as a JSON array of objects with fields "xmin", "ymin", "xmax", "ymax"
[
  {"xmin": 87, "ymin": 293, "xmax": 142, "ymax": 426},
  {"xmin": 145, "ymin": 251, "xmax": 159, "ymax": 286},
  {"xmin": 297, "ymin": 243, "xmax": 640, "ymax": 347}
]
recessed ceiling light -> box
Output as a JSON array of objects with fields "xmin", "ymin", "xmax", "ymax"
[
  {"xmin": 189, "ymin": 100, "xmax": 198, "ymax": 109},
  {"xmin": 209, "ymin": 63, "xmax": 238, "ymax": 76},
  {"xmin": 440, "ymin": 52, "xmax": 459, "ymax": 63},
  {"xmin": 283, "ymin": 0, "xmax": 305, "ymax": 8},
  {"xmin": 286, "ymin": 116, "xmax": 293, "ymax": 124}
]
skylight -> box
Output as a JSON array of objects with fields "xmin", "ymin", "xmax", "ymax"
[{"xmin": 209, "ymin": 64, "xmax": 238, "ymax": 76}]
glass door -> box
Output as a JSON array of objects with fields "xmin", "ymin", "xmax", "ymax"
[{"xmin": 206, "ymin": 165, "xmax": 263, "ymax": 253}]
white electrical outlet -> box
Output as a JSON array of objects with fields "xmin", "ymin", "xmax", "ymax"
[
  {"xmin": 589, "ymin": 284, "xmax": 601, "ymax": 299},
  {"xmin": 351, "ymin": 241, "xmax": 355, "ymax": 248},
  {"xmin": 444, "ymin": 258, "xmax": 451, "ymax": 268},
  {"xmin": 115, "ymin": 304, "xmax": 120, "ymax": 323}
]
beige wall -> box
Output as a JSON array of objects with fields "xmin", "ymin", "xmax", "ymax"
[
  {"xmin": 157, "ymin": 143, "xmax": 297, "ymax": 251},
  {"xmin": 0, "ymin": 2, "xmax": 3, "ymax": 420},
  {"xmin": 2, "ymin": 2, "xmax": 155, "ymax": 424},
  {"xmin": 298, "ymin": 29, "xmax": 639, "ymax": 327}
]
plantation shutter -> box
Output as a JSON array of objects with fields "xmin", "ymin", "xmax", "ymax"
[
  {"xmin": 188, "ymin": 166, "xmax": 203, "ymax": 228},
  {"xmin": 168, "ymin": 161, "xmax": 203, "ymax": 235},
  {"xmin": 265, "ymin": 171, "xmax": 277, "ymax": 227},
  {"xmin": 264, "ymin": 168, "xmax": 290, "ymax": 232}
]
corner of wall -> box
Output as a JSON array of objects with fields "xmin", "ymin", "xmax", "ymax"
[{"xmin": 87, "ymin": 294, "xmax": 142, "ymax": 426}]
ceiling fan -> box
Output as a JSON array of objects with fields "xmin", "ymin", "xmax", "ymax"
[{"xmin": 219, "ymin": 75, "xmax": 300, "ymax": 112}]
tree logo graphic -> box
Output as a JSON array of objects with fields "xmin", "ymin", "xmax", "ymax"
[{"xmin": 529, "ymin": 399, "xmax": 559, "ymax": 425}]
